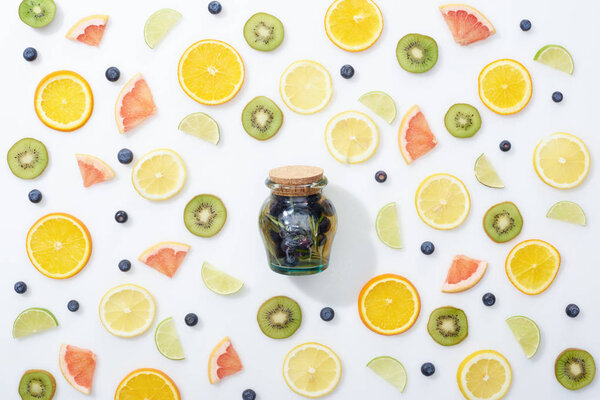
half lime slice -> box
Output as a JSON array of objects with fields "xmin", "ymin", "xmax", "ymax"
[
  {"xmin": 474, "ymin": 153, "xmax": 504, "ymax": 188},
  {"xmin": 367, "ymin": 356, "xmax": 407, "ymax": 392},
  {"xmin": 201, "ymin": 262, "xmax": 244, "ymax": 295},
  {"xmin": 155, "ymin": 317, "xmax": 185, "ymax": 360},
  {"xmin": 375, "ymin": 203, "xmax": 402, "ymax": 249},
  {"xmin": 546, "ymin": 201, "xmax": 586, "ymax": 226},
  {"xmin": 178, "ymin": 112, "xmax": 220, "ymax": 145},
  {"xmin": 144, "ymin": 8, "xmax": 182, "ymax": 49},
  {"xmin": 13, "ymin": 307, "xmax": 58, "ymax": 338},
  {"xmin": 359, "ymin": 91, "xmax": 397, "ymax": 124},
  {"xmin": 506, "ymin": 315, "xmax": 541, "ymax": 359},
  {"xmin": 534, "ymin": 45, "xmax": 574, "ymax": 75}
]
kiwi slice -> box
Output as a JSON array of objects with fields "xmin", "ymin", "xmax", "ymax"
[
  {"xmin": 242, "ymin": 96, "xmax": 283, "ymax": 140},
  {"xmin": 444, "ymin": 103, "xmax": 482, "ymax": 138},
  {"xmin": 427, "ymin": 306, "xmax": 468, "ymax": 346},
  {"xmin": 555, "ymin": 348, "xmax": 596, "ymax": 390},
  {"xmin": 483, "ymin": 202, "xmax": 523, "ymax": 243},
  {"xmin": 7, "ymin": 138, "xmax": 48, "ymax": 179},
  {"xmin": 19, "ymin": 0, "xmax": 56, "ymax": 28},
  {"xmin": 243, "ymin": 12, "xmax": 284, "ymax": 51},
  {"xmin": 257, "ymin": 296, "xmax": 301, "ymax": 339},
  {"xmin": 396, "ymin": 33, "xmax": 438, "ymax": 73},
  {"xmin": 183, "ymin": 194, "xmax": 227, "ymax": 237},
  {"xmin": 19, "ymin": 370, "xmax": 56, "ymax": 400}
]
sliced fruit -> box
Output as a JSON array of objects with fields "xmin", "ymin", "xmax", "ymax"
[
  {"xmin": 139, "ymin": 241, "xmax": 190, "ymax": 278},
  {"xmin": 178, "ymin": 40, "xmax": 244, "ymax": 105},
  {"xmin": 358, "ymin": 91, "xmax": 396, "ymax": 124},
  {"xmin": 534, "ymin": 45, "xmax": 574, "ymax": 75},
  {"xmin": 178, "ymin": 112, "xmax": 220, "ymax": 144},
  {"xmin": 325, "ymin": 111, "xmax": 379, "ymax": 163},
  {"xmin": 66, "ymin": 15, "xmax": 109, "ymax": 46},
  {"xmin": 59, "ymin": 344, "xmax": 96, "ymax": 394},
  {"xmin": 99, "ymin": 284, "xmax": 155, "ymax": 337},
  {"xmin": 184, "ymin": 194, "xmax": 227, "ymax": 237},
  {"xmin": 34, "ymin": 70, "xmax": 93, "ymax": 132},
  {"xmin": 483, "ymin": 202, "xmax": 523, "ymax": 243},
  {"xmin": 243, "ymin": 12, "xmax": 284, "ymax": 51},
  {"xmin": 506, "ymin": 316, "xmax": 540, "ymax": 359},
  {"xmin": 478, "ymin": 59, "xmax": 532, "ymax": 115},
  {"xmin": 546, "ymin": 201, "xmax": 586, "ymax": 226},
  {"xmin": 257, "ymin": 296, "xmax": 302, "ymax": 339},
  {"xmin": 13, "ymin": 307, "xmax": 58, "ymax": 338},
  {"xmin": 396, "ymin": 34, "xmax": 438, "ymax": 73},
  {"xmin": 457, "ymin": 350, "xmax": 512, "ymax": 400},
  {"xmin": 19, "ymin": 369, "xmax": 56, "ymax": 400},
  {"xmin": 283, "ymin": 342, "xmax": 342, "ymax": 397},
  {"xmin": 445, "ymin": 103, "xmax": 481, "ymax": 138},
  {"xmin": 442, "ymin": 255, "xmax": 487, "ymax": 293},
  {"xmin": 132, "ymin": 149, "xmax": 186, "ymax": 201},
  {"xmin": 115, "ymin": 368, "xmax": 180, "ymax": 400},
  {"xmin": 26, "ymin": 213, "xmax": 92, "ymax": 279},
  {"xmin": 367, "ymin": 356, "xmax": 407, "ymax": 393},
  {"xmin": 242, "ymin": 96, "xmax": 283, "ymax": 140},
  {"xmin": 474, "ymin": 154, "xmax": 504, "ymax": 188},
  {"xmin": 505, "ymin": 239, "xmax": 560, "ymax": 295},
  {"xmin": 19, "ymin": 0, "xmax": 56, "ymax": 28},
  {"xmin": 7, "ymin": 138, "xmax": 48, "ymax": 179},
  {"xmin": 398, "ymin": 105, "xmax": 437, "ymax": 164},
  {"xmin": 439, "ymin": 4, "xmax": 495, "ymax": 46},
  {"xmin": 201, "ymin": 262, "xmax": 243, "ymax": 295},
  {"xmin": 155, "ymin": 317, "xmax": 185, "ymax": 360},
  {"xmin": 144, "ymin": 8, "xmax": 181, "ymax": 49},
  {"xmin": 375, "ymin": 202, "xmax": 402, "ymax": 249},
  {"xmin": 324, "ymin": 0, "xmax": 383, "ymax": 52},
  {"xmin": 358, "ymin": 274, "xmax": 420, "ymax": 335},
  {"xmin": 415, "ymin": 173, "xmax": 470, "ymax": 230},
  {"xmin": 555, "ymin": 348, "xmax": 595, "ymax": 390},
  {"xmin": 208, "ymin": 337, "xmax": 243, "ymax": 384},
  {"xmin": 280, "ymin": 60, "xmax": 332, "ymax": 114},
  {"xmin": 75, "ymin": 154, "xmax": 114, "ymax": 187},
  {"xmin": 427, "ymin": 306, "xmax": 468, "ymax": 346},
  {"xmin": 533, "ymin": 133, "xmax": 590, "ymax": 189},
  {"xmin": 115, "ymin": 73, "xmax": 156, "ymax": 133}
]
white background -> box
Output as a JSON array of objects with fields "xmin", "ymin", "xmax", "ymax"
[{"xmin": 1, "ymin": 0, "xmax": 599, "ymax": 398}]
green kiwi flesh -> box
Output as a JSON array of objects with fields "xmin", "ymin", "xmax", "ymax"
[
  {"xmin": 257, "ymin": 296, "xmax": 301, "ymax": 339},
  {"xmin": 7, "ymin": 138, "xmax": 48, "ymax": 179},
  {"xmin": 184, "ymin": 194, "xmax": 227, "ymax": 237},
  {"xmin": 19, "ymin": 0, "xmax": 56, "ymax": 28},
  {"xmin": 243, "ymin": 12, "xmax": 284, "ymax": 51},
  {"xmin": 242, "ymin": 96, "xmax": 283, "ymax": 140},
  {"xmin": 396, "ymin": 33, "xmax": 438, "ymax": 73},
  {"xmin": 555, "ymin": 348, "xmax": 596, "ymax": 390},
  {"xmin": 483, "ymin": 202, "xmax": 523, "ymax": 243},
  {"xmin": 444, "ymin": 103, "xmax": 481, "ymax": 138},
  {"xmin": 427, "ymin": 306, "xmax": 468, "ymax": 346},
  {"xmin": 19, "ymin": 369, "xmax": 56, "ymax": 400}
]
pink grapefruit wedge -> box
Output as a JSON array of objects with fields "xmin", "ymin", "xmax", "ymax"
[
  {"xmin": 76, "ymin": 154, "xmax": 115, "ymax": 188},
  {"xmin": 440, "ymin": 4, "xmax": 495, "ymax": 46},
  {"xmin": 59, "ymin": 344, "xmax": 97, "ymax": 394},
  {"xmin": 398, "ymin": 105, "xmax": 437, "ymax": 164},
  {"xmin": 139, "ymin": 241, "xmax": 190, "ymax": 278},
  {"xmin": 66, "ymin": 15, "xmax": 109, "ymax": 46},
  {"xmin": 442, "ymin": 255, "xmax": 487, "ymax": 293},
  {"xmin": 115, "ymin": 73, "xmax": 157, "ymax": 134},
  {"xmin": 208, "ymin": 336, "xmax": 243, "ymax": 384}
]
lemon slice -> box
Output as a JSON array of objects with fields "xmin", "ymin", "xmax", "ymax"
[
  {"xmin": 457, "ymin": 350, "xmax": 512, "ymax": 400},
  {"xmin": 155, "ymin": 317, "xmax": 185, "ymax": 360},
  {"xmin": 99, "ymin": 284, "xmax": 156, "ymax": 338},
  {"xmin": 178, "ymin": 112, "xmax": 220, "ymax": 145},
  {"xmin": 534, "ymin": 45, "xmax": 574, "ymax": 75},
  {"xmin": 13, "ymin": 308, "xmax": 58, "ymax": 338},
  {"xmin": 201, "ymin": 262, "xmax": 244, "ymax": 295},
  {"xmin": 132, "ymin": 149, "xmax": 186, "ymax": 201},
  {"xmin": 280, "ymin": 60, "xmax": 332, "ymax": 114},
  {"xmin": 546, "ymin": 201, "xmax": 586, "ymax": 226},
  {"xmin": 506, "ymin": 316, "xmax": 540, "ymax": 359},
  {"xmin": 375, "ymin": 203, "xmax": 402, "ymax": 249},
  {"xmin": 367, "ymin": 356, "xmax": 407, "ymax": 393},
  {"xmin": 478, "ymin": 59, "xmax": 532, "ymax": 115},
  {"xmin": 474, "ymin": 154, "xmax": 504, "ymax": 188},
  {"xmin": 358, "ymin": 91, "xmax": 396, "ymax": 123},
  {"xmin": 283, "ymin": 342, "xmax": 342, "ymax": 398},
  {"xmin": 325, "ymin": 111, "xmax": 379, "ymax": 163},
  {"xmin": 505, "ymin": 239, "xmax": 561, "ymax": 295},
  {"xmin": 533, "ymin": 133, "xmax": 590, "ymax": 189},
  {"xmin": 415, "ymin": 173, "xmax": 470, "ymax": 230},
  {"xmin": 144, "ymin": 8, "xmax": 181, "ymax": 49}
]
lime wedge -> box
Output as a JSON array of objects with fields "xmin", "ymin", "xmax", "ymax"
[
  {"xmin": 201, "ymin": 262, "xmax": 244, "ymax": 295},
  {"xmin": 375, "ymin": 203, "xmax": 402, "ymax": 249},
  {"xmin": 144, "ymin": 8, "xmax": 182, "ymax": 49},
  {"xmin": 474, "ymin": 153, "xmax": 504, "ymax": 188},
  {"xmin": 506, "ymin": 315, "xmax": 541, "ymax": 359},
  {"xmin": 155, "ymin": 317, "xmax": 185, "ymax": 360},
  {"xmin": 178, "ymin": 112, "xmax": 220, "ymax": 145},
  {"xmin": 534, "ymin": 44, "xmax": 574, "ymax": 75},
  {"xmin": 13, "ymin": 308, "xmax": 58, "ymax": 338},
  {"xmin": 367, "ymin": 356, "xmax": 407, "ymax": 392},
  {"xmin": 546, "ymin": 201, "xmax": 586, "ymax": 226},
  {"xmin": 359, "ymin": 91, "xmax": 397, "ymax": 124}
]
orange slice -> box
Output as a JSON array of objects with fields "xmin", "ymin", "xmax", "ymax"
[
  {"xmin": 115, "ymin": 73, "xmax": 156, "ymax": 133},
  {"xmin": 506, "ymin": 239, "xmax": 561, "ymax": 295},
  {"xmin": 115, "ymin": 368, "xmax": 180, "ymax": 400},
  {"xmin": 75, "ymin": 154, "xmax": 114, "ymax": 187},
  {"xmin": 398, "ymin": 105, "xmax": 437, "ymax": 164},
  {"xmin": 139, "ymin": 241, "xmax": 190, "ymax": 278},
  {"xmin": 324, "ymin": 0, "xmax": 383, "ymax": 52},
  {"xmin": 442, "ymin": 255, "xmax": 488, "ymax": 293},
  {"xmin": 66, "ymin": 15, "xmax": 109, "ymax": 46},
  {"xmin": 439, "ymin": 5, "xmax": 495, "ymax": 46},
  {"xmin": 478, "ymin": 59, "xmax": 532, "ymax": 115},
  {"xmin": 59, "ymin": 344, "xmax": 96, "ymax": 394},
  {"xmin": 208, "ymin": 336, "xmax": 243, "ymax": 384}
]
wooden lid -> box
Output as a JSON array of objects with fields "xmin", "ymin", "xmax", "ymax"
[{"xmin": 269, "ymin": 166, "xmax": 324, "ymax": 185}]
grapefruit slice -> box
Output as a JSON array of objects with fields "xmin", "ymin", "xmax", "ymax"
[
  {"xmin": 59, "ymin": 344, "xmax": 97, "ymax": 394},
  {"xmin": 208, "ymin": 336, "xmax": 243, "ymax": 384},
  {"xmin": 139, "ymin": 241, "xmax": 190, "ymax": 278},
  {"xmin": 442, "ymin": 255, "xmax": 487, "ymax": 293},
  {"xmin": 440, "ymin": 5, "xmax": 495, "ymax": 46},
  {"xmin": 115, "ymin": 73, "xmax": 157, "ymax": 134},
  {"xmin": 66, "ymin": 15, "xmax": 109, "ymax": 46},
  {"xmin": 75, "ymin": 154, "xmax": 115, "ymax": 188},
  {"xmin": 398, "ymin": 105, "xmax": 437, "ymax": 164}
]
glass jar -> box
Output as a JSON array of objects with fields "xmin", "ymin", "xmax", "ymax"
[{"xmin": 259, "ymin": 166, "xmax": 337, "ymax": 275}]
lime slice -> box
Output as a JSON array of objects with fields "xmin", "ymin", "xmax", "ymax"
[
  {"xmin": 367, "ymin": 356, "xmax": 407, "ymax": 393},
  {"xmin": 534, "ymin": 44, "xmax": 574, "ymax": 75},
  {"xmin": 144, "ymin": 8, "xmax": 182, "ymax": 49},
  {"xmin": 201, "ymin": 262, "xmax": 244, "ymax": 295},
  {"xmin": 359, "ymin": 91, "xmax": 397, "ymax": 124},
  {"xmin": 178, "ymin": 112, "xmax": 220, "ymax": 145},
  {"xmin": 155, "ymin": 317, "xmax": 185, "ymax": 360},
  {"xmin": 546, "ymin": 201, "xmax": 586, "ymax": 226},
  {"xmin": 375, "ymin": 203, "xmax": 402, "ymax": 249},
  {"xmin": 506, "ymin": 315, "xmax": 541, "ymax": 359},
  {"xmin": 13, "ymin": 308, "xmax": 58, "ymax": 338},
  {"xmin": 474, "ymin": 153, "xmax": 504, "ymax": 188}
]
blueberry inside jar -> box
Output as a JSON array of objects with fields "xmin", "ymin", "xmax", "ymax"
[{"xmin": 259, "ymin": 166, "xmax": 337, "ymax": 275}]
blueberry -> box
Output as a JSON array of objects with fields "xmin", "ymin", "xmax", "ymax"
[
  {"xmin": 14, "ymin": 281, "xmax": 27, "ymax": 294},
  {"xmin": 420, "ymin": 241, "xmax": 435, "ymax": 255},
  {"xmin": 375, "ymin": 170, "xmax": 387, "ymax": 183},
  {"xmin": 320, "ymin": 307, "xmax": 335, "ymax": 321},
  {"xmin": 317, "ymin": 234, "xmax": 327, "ymax": 247},
  {"xmin": 208, "ymin": 1, "xmax": 222, "ymax": 14},
  {"xmin": 23, "ymin": 47, "xmax": 37, "ymax": 61},
  {"xmin": 28, "ymin": 189, "xmax": 42, "ymax": 203},
  {"xmin": 520, "ymin": 19, "xmax": 532, "ymax": 31},
  {"xmin": 242, "ymin": 389, "xmax": 256, "ymax": 400},
  {"xmin": 482, "ymin": 292, "xmax": 496, "ymax": 306},
  {"xmin": 297, "ymin": 237, "xmax": 313, "ymax": 250},
  {"xmin": 308, "ymin": 202, "xmax": 324, "ymax": 219},
  {"xmin": 117, "ymin": 148, "xmax": 133, "ymax": 164},
  {"xmin": 118, "ymin": 259, "xmax": 131, "ymax": 272},
  {"xmin": 322, "ymin": 200, "xmax": 335, "ymax": 217},
  {"xmin": 115, "ymin": 210, "xmax": 128, "ymax": 223},
  {"xmin": 552, "ymin": 91, "xmax": 563, "ymax": 103},
  {"xmin": 340, "ymin": 64, "xmax": 355, "ymax": 79},
  {"xmin": 421, "ymin": 362, "xmax": 435, "ymax": 376},
  {"xmin": 105, "ymin": 66, "xmax": 120, "ymax": 82},
  {"xmin": 499, "ymin": 140, "xmax": 511, "ymax": 152},
  {"xmin": 318, "ymin": 218, "xmax": 331, "ymax": 234},
  {"xmin": 185, "ymin": 313, "xmax": 199, "ymax": 326},
  {"xmin": 566, "ymin": 304, "xmax": 580, "ymax": 318},
  {"xmin": 67, "ymin": 300, "xmax": 79, "ymax": 312},
  {"xmin": 285, "ymin": 253, "xmax": 299, "ymax": 267}
]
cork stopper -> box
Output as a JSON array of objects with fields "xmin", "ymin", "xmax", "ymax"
[{"xmin": 268, "ymin": 166, "xmax": 325, "ymax": 196}]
